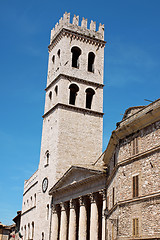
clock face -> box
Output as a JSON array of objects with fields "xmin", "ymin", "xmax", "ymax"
[{"xmin": 42, "ymin": 178, "xmax": 48, "ymax": 193}]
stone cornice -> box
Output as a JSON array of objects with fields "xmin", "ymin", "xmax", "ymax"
[
  {"xmin": 106, "ymin": 144, "xmax": 160, "ymax": 187},
  {"xmin": 106, "ymin": 191, "xmax": 160, "ymax": 218},
  {"xmin": 42, "ymin": 103, "xmax": 104, "ymax": 118},
  {"xmin": 23, "ymin": 181, "xmax": 38, "ymax": 196},
  {"xmin": 48, "ymin": 28, "xmax": 106, "ymax": 52},
  {"xmin": 21, "ymin": 206, "xmax": 36, "ymax": 216},
  {"xmin": 103, "ymin": 99, "xmax": 160, "ymax": 165},
  {"xmin": 45, "ymin": 74, "xmax": 104, "ymax": 92}
]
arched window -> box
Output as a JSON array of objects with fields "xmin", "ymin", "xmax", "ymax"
[
  {"xmin": 34, "ymin": 194, "xmax": 36, "ymax": 206},
  {"xmin": 71, "ymin": 47, "xmax": 81, "ymax": 68},
  {"xmin": 49, "ymin": 91, "xmax": 52, "ymax": 100},
  {"xmin": 88, "ymin": 52, "xmax": 95, "ymax": 72},
  {"xmin": 85, "ymin": 88, "xmax": 95, "ymax": 109},
  {"xmin": 57, "ymin": 49, "xmax": 60, "ymax": 58},
  {"xmin": 32, "ymin": 222, "xmax": 34, "ymax": 239},
  {"xmin": 55, "ymin": 85, "xmax": 58, "ymax": 95},
  {"xmin": 69, "ymin": 84, "xmax": 79, "ymax": 105},
  {"xmin": 52, "ymin": 55, "xmax": 55, "ymax": 64},
  {"xmin": 42, "ymin": 232, "xmax": 44, "ymax": 240},
  {"xmin": 46, "ymin": 150, "xmax": 49, "ymax": 165}
]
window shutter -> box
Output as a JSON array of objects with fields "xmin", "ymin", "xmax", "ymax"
[
  {"xmin": 136, "ymin": 137, "xmax": 139, "ymax": 154},
  {"xmin": 136, "ymin": 175, "xmax": 139, "ymax": 197},
  {"xmin": 133, "ymin": 175, "xmax": 139, "ymax": 198},
  {"xmin": 133, "ymin": 176, "xmax": 135, "ymax": 197},
  {"xmin": 136, "ymin": 218, "xmax": 139, "ymax": 236},
  {"xmin": 133, "ymin": 139, "xmax": 135, "ymax": 155},
  {"xmin": 112, "ymin": 187, "xmax": 115, "ymax": 206},
  {"xmin": 133, "ymin": 219, "xmax": 135, "ymax": 236}
]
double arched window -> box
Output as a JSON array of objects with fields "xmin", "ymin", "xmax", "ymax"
[
  {"xmin": 88, "ymin": 52, "xmax": 95, "ymax": 73},
  {"xmin": 85, "ymin": 88, "xmax": 95, "ymax": 109},
  {"xmin": 69, "ymin": 84, "xmax": 79, "ymax": 105},
  {"xmin": 71, "ymin": 47, "xmax": 81, "ymax": 68}
]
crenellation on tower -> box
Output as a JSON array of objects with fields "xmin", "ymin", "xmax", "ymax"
[
  {"xmin": 50, "ymin": 12, "xmax": 105, "ymax": 44},
  {"xmin": 81, "ymin": 17, "xmax": 87, "ymax": 29},
  {"xmin": 90, "ymin": 20, "xmax": 96, "ymax": 31},
  {"xmin": 72, "ymin": 14, "xmax": 79, "ymax": 25},
  {"xmin": 98, "ymin": 23, "xmax": 105, "ymax": 38}
]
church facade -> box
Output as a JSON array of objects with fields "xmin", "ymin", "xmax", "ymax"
[{"xmin": 20, "ymin": 13, "xmax": 160, "ymax": 240}]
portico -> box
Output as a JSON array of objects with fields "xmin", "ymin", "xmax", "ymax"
[{"xmin": 49, "ymin": 165, "xmax": 106, "ymax": 240}]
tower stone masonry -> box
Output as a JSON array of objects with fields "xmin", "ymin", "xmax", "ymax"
[{"xmin": 20, "ymin": 12, "xmax": 106, "ymax": 240}]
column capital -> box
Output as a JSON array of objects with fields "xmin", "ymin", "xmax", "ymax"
[
  {"xmin": 99, "ymin": 189, "xmax": 106, "ymax": 200},
  {"xmin": 60, "ymin": 202, "xmax": 68, "ymax": 211},
  {"xmin": 89, "ymin": 192, "xmax": 98, "ymax": 203},
  {"xmin": 79, "ymin": 196, "xmax": 87, "ymax": 206},
  {"xmin": 70, "ymin": 199, "xmax": 77, "ymax": 209},
  {"xmin": 51, "ymin": 204, "xmax": 58, "ymax": 214}
]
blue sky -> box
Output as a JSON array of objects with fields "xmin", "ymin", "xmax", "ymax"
[{"xmin": 0, "ymin": 0, "xmax": 160, "ymax": 225}]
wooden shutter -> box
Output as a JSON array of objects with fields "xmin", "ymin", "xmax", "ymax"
[
  {"xmin": 135, "ymin": 175, "xmax": 139, "ymax": 197},
  {"xmin": 132, "ymin": 139, "xmax": 135, "ymax": 155},
  {"xmin": 133, "ymin": 218, "xmax": 139, "ymax": 236},
  {"xmin": 133, "ymin": 175, "xmax": 139, "ymax": 198},
  {"xmin": 112, "ymin": 187, "xmax": 115, "ymax": 206},
  {"xmin": 136, "ymin": 137, "xmax": 139, "ymax": 154}
]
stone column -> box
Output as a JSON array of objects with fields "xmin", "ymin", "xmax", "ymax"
[
  {"xmin": 90, "ymin": 193, "xmax": 99, "ymax": 240},
  {"xmin": 79, "ymin": 196, "xmax": 87, "ymax": 240},
  {"xmin": 68, "ymin": 199, "xmax": 77, "ymax": 240},
  {"xmin": 51, "ymin": 204, "xmax": 59, "ymax": 240},
  {"xmin": 100, "ymin": 189, "xmax": 106, "ymax": 240},
  {"xmin": 60, "ymin": 202, "xmax": 68, "ymax": 240}
]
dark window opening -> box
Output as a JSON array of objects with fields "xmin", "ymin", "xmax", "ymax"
[
  {"xmin": 42, "ymin": 232, "xmax": 44, "ymax": 240},
  {"xmin": 71, "ymin": 47, "xmax": 81, "ymax": 68},
  {"xmin": 69, "ymin": 84, "xmax": 79, "ymax": 105},
  {"xmin": 55, "ymin": 85, "xmax": 58, "ymax": 95},
  {"xmin": 52, "ymin": 55, "xmax": 55, "ymax": 64},
  {"xmin": 57, "ymin": 49, "xmax": 60, "ymax": 58},
  {"xmin": 85, "ymin": 88, "xmax": 95, "ymax": 109},
  {"xmin": 88, "ymin": 52, "xmax": 95, "ymax": 72},
  {"xmin": 46, "ymin": 151, "xmax": 49, "ymax": 164},
  {"xmin": 49, "ymin": 91, "xmax": 52, "ymax": 100}
]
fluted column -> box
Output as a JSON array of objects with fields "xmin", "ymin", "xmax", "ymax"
[
  {"xmin": 79, "ymin": 196, "xmax": 87, "ymax": 240},
  {"xmin": 51, "ymin": 204, "xmax": 59, "ymax": 240},
  {"xmin": 100, "ymin": 189, "xmax": 106, "ymax": 240},
  {"xmin": 90, "ymin": 193, "xmax": 99, "ymax": 240},
  {"xmin": 60, "ymin": 202, "xmax": 68, "ymax": 240},
  {"xmin": 68, "ymin": 199, "xmax": 77, "ymax": 240}
]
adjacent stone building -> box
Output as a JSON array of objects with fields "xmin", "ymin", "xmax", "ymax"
[
  {"xmin": 20, "ymin": 12, "xmax": 160, "ymax": 240},
  {"xmin": 103, "ymin": 102, "xmax": 160, "ymax": 239}
]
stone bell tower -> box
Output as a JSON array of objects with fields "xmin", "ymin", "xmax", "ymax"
[{"xmin": 36, "ymin": 12, "xmax": 105, "ymax": 239}]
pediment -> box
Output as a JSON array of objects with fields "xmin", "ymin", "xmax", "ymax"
[{"xmin": 49, "ymin": 165, "xmax": 104, "ymax": 193}]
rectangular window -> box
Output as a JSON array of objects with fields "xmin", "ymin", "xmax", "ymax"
[
  {"xmin": 112, "ymin": 187, "xmax": 115, "ymax": 206},
  {"xmin": 133, "ymin": 175, "xmax": 139, "ymax": 198},
  {"xmin": 133, "ymin": 218, "xmax": 139, "ymax": 236},
  {"xmin": 132, "ymin": 137, "xmax": 139, "ymax": 155}
]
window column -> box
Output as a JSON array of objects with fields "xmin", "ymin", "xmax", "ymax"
[
  {"xmin": 60, "ymin": 202, "xmax": 68, "ymax": 240},
  {"xmin": 68, "ymin": 199, "xmax": 77, "ymax": 240},
  {"xmin": 79, "ymin": 196, "xmax": 87, "ymax": 239},
  {"xmin": 90, "ymin": 193, "xmax": 99, "ymax": 240}
]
